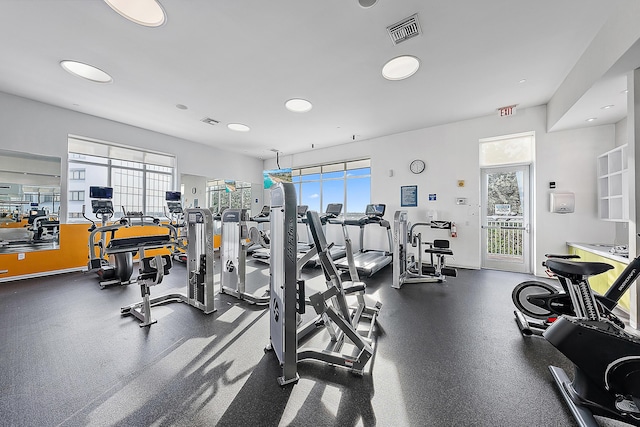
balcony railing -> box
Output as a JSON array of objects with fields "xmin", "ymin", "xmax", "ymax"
[{"xmin": 485, "ymin": 216, "xmax": 524, "ymax": 260}]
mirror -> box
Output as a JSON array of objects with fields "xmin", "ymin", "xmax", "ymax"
[{"xmin": 0, "ymin": 150, "xmax": 61, "ymax": 253}]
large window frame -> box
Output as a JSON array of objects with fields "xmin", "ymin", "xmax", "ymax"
[
  {"xmin": 292, "ymin": 159, "xmax": 371, "ymax": 214},
  {"xmin": 67, "ymin": 136, "xmax": 176, "ymax": 221}
]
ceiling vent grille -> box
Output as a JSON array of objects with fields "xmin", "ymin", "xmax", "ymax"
[
  {"xmin": 387, "ymin": 14, "xmax": 421, "ymax": 45},
  {"xmin": 201, "ymin": 117, "xmax": 220, "ymax": 125}
]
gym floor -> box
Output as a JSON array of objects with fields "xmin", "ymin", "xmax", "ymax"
[{"xmin": 0, "ymin": 258, "xmax": 632, "ymax": 427}]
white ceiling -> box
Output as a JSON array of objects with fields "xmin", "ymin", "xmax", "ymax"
[{"xmin": 0, "ymin": 0, "xmax": 635, "ymax": 159}]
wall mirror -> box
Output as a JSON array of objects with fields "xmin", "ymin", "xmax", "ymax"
[{"xmin": 0, "ymin": 150, "xmax": 61, "ymax": 253}]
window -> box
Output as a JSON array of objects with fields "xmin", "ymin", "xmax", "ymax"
[
  {"xmin": 70, "ymin": 190, "xmax": 85, "ymax": 201},
  {"xmin": 70, "ymin": 169, "xmax": 85, "ymax": 180},
  {"xmin": 292, "ymin": 159, "xmax": 370, "ymax": 214},
  {"xmin": 67, "ymin": 136, "xmax": 175, "ymax": 221},
  {"xmin": 479, "ymin": 132, "xmax": 534, "ymax": 167},
  {"xmin": 207, "ymin": 180, "xmax": 252, "ymax": 214}
]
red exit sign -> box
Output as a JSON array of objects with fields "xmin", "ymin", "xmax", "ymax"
[{"xmin": 498, "ymin": 105, "xmax": 517, "ymax": 117}]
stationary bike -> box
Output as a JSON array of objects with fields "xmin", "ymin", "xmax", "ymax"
[
  {"xmin": 512, "ymin": 251, "xmax": 639, "ymax": 335},
  {"xmin": 542, "ymin": 257, "xmax": 640, "ymax": 426}
]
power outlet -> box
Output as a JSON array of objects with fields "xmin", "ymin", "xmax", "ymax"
[{"xmin": 17, "ymin": 253, "xmax": 25, "ymax": 260}]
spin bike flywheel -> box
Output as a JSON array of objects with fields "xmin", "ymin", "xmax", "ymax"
[{"xmin": 512, "ymin": 281, "xmax": 559, "ymax": 320}]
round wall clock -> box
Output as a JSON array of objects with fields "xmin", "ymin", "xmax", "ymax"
[{"xmin": 410, "ymin": 159, "xmax": 426, "ymax": 174}]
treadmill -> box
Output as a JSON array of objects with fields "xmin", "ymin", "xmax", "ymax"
[
  {"xmin": 334, "ymin": 204, "xmax": 393, "ymax": 277},
  {"xmin": 303, "ymin": 203, "xmax": 347, "ymax": 267},
  {"xmin": 249, "ymin": 205, "xmax": 271, "ymax": 259}
]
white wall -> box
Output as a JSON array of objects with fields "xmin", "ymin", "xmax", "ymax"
[
  {"xmin": 0, "ymin": 91, "xmax": 263, "ymax": 219},
  {"xmin": 180, "ymin": 174, "xmax": 208, "ymax": 209},
  {"xmin": 265, "ymin": 105, "xmax": 617, "ymax": 274}
]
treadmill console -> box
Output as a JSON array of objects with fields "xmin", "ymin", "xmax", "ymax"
[
  {"xmin": 297, "ymin": 205, "xmax": 309, "ymax": 218},
  {"xmin": 325, "ymin": 203, "xmax": 343, "ymax": 218},
  {"xmin": 365, "ymin": 204, "xmax": 385, "ymax": 217},
  {"xmin": 252, "ymin": 205, "xmax": 270, "ymax": 222}
]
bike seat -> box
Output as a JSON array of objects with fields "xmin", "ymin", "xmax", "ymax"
[
  {"xmin": 544, "ymin": 253, "xmax": 580, "ymax": 260},
  {"xmin": 545, "ymin": 259, "xmax": 613, "ymax": 278}
]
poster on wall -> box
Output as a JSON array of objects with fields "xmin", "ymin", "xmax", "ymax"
[
  {"xmin": 224, "ymin": 180, "xmax": 236, "ymax": 192},
  {"xmin": 263, "ymin": 168, "xmax": 292, "ymax": 189},
  {"xmin": 401, "ymin": 185, "xmax": 418, "ymax": 207}
]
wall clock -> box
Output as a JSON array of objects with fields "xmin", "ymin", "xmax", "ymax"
[{"xmin": 410, "ymin": 159, "xmax": 426, "ymax": 174}]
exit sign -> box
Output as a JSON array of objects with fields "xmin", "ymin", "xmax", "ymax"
[{"xmin": 498, "ymin": 105, "xmax": 517, "ymax": 117}]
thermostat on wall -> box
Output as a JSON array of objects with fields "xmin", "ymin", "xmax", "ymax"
[{"xmin": 550, "ymin": 192, "xmax": 575, "ymax": 213}]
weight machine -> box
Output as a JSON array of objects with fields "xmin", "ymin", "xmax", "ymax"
[
  {"xmin": 120, "ymin": 208, "xmax": 216, "ymax": 327},
  {"xmin": 266, "ymin": 182, "xmax": 381, "ymax": 385},
  {"xmin": 393, "ymin": 210, "xmax": 457, "ymax": 289},
  {"xmin": 219, "ymin": 208, "xmax": 270, "ymax": 305}
]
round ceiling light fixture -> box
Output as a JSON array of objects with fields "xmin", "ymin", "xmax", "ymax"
[
  {"xmin": 104, "ymin": 0, "xmax": 166, "ymax": 27},
  {"xmin": 382, "ymin": 55, "xmax": 420, "ymax": 81},
  {"xmin": 60, "ymin": 60, "xmax": 113, "ymax": 83},
  {"xmin": 285, "ymin": 98, "xmax": 313, "ymax": 113},
  {"xmin": 358, "ymin": 0, "xmax": 378, "ymax": 8},
  {"xmin": 228, "ymin": 123, "xmax": 250, "ymax": 132}
]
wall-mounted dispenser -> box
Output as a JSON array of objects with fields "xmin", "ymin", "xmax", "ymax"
[{"xmin": 550, "ymin": 192, "xmax": 575, "ymax": 213}]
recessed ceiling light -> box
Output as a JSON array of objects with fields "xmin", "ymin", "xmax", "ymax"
[
  {"xmin": 519, "ymin": 79, "xmax": 526, "ymax": 84},
  {"xmin": 60, "ymin": 60, "xmax": 113, "ymax": 83},
  {"xmin": 285, "ymin": 98, "xmax": 313, "ymax": 113},
  {"xmin": 358, "ymin": 0, "xmax": 378, "ymax": 7},
  {"xmin": 176, "ymin": 104, "xmax": 188, "ymax": 110},
  {"xmin": 586, "ymin": 117, "xmax": 597, "ymax": 122},
  {"xmin": 382, "ymin": 55, "xmax": 420, "ymax": 81},
  {"xmin": 104, "ymin": 0, "xmax": 166, "ymax": 27},
  {"xmin": 621, "ymin": 89, "xmax": 629, "ymax": 94},
  {"xmin": 601, "ymin": 105, "xmax": 614, "ymax": 110},
  {"xmin": 228, "ymin": 123, "xmax": 250, "ymax": 132}
]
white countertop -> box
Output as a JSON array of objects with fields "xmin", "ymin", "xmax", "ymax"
[{"xmin": 567, "ymin": 242, "xmax": 630, "ymax": 264}]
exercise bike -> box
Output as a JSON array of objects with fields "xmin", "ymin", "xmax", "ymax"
[
  {"xmin": 542, "ymin": 257, "xmax": 640, "ymax": 426},
  {"xmin": 512, "ymin": 250, "xmax": 639, "ymax": 335}
]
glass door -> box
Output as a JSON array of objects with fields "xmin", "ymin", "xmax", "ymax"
[{"xmin": 481, "ymin": 165, "xmax": 530, "ymax": 273}]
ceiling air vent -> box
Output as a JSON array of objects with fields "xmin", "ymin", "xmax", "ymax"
[
  {"xmin": 201, "ymin": 117, "xmax": 220, "ymax": 125},
  {"xmin": 387, "ymin": 13, "xmax": 421, "ymax": 45}
]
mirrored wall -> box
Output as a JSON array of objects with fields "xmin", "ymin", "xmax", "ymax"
[{"xmin": 0, "ymin": 150, "xmax": 61, "ymax": 253}]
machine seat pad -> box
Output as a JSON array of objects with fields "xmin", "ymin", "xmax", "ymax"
[
  {"xmin": 424, "ymin": 247, "xmax": 453, "ymax": 256},
  {"xmin": 342, "ymin": 281, "xmax": 366, "ymax": 294},
  {"xmin": 39, "ymin": 220, "xmax": 59, "ymax": 227},
  {"xmin": 108, "ymin": 234, "xmax": 171, "ymax": 249},
  {"xmin": 138, "ymin": 255, "xmax": 172, "ymax": 284},
  {"xmin": 545, "ymin": 259, "xmax": 613, "ymax": 278}
]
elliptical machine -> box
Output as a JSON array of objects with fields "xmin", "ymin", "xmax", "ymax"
[
  {"xmin": 542, "ymin": 257, "xmax": 640, "ymax": 426},
  {"xmin": 164, "ymin": 191, "xmax": 187, "ymax": 263},
  {"xmin": 83, "ymin": 186, "xmax": 133, "ymax": 287}
]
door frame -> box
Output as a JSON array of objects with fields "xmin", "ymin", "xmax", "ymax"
[{"xmin": 480, "ymin": 164, "xmax": 532, "ymax": 273}]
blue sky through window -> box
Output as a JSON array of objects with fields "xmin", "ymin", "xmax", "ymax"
[{"xmin": 293, "ymin": 162, "xmax": 370, "ymax": 214}]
